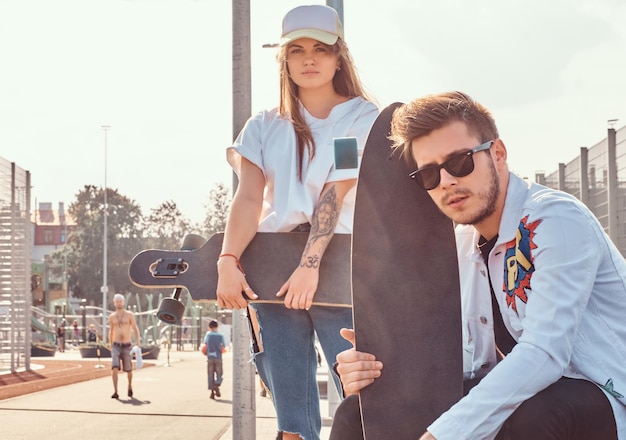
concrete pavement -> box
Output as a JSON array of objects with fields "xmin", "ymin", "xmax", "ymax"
[{"xmin": 0, "ymin": 346, "xmax": 332, "ymax": 440}]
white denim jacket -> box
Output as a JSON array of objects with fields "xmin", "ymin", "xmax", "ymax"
[{"xmin": 429, "ymin": 173, "xmax": 626, "ymax": 440}]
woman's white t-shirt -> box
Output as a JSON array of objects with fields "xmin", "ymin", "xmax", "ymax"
[{"xmin": 227, "ymin": 97, "xmax": 379, "ymax": 234}]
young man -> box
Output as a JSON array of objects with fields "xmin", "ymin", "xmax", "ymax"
[
  {"xmin": 332, "ymin": 91, "xmax": 625, "ymax": 439},
  {"xmin": 109, "ymin": 293, "xmax": 140, "ymax": 399},
  {"xmin": 204, "ymin": 320, "xmax": 226, "ymax": 400}
]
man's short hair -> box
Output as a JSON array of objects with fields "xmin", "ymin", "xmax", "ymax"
[
  {"xmin": 390, "ymin": 91, "xmax": 499, "ymax": 161},
  {"xmin": 113, "ymin": 294, "xmax": 125, "ymax": 302},
  {"xmin": 209, "ymin": 320, "xmax": 218, "ymax": 329}
]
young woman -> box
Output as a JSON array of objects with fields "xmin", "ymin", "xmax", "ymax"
[{"xmin": 216, "ymin": 5, "xmax": 378, "ymax": 439}]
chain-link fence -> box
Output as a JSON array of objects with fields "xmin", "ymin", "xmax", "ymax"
[{"xmin": 0, "ymin": 157, "xmax": 32, "ymax": 372}]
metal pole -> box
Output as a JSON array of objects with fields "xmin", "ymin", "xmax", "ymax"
[
  {"xmin": 101, "ymin": 125, "xmax": 110, "ymax": 341},
  {"xmin": 607, "ymin": 127, "xmax": 618, "ymax": 243},
  {"xmin": 197, "ymin": 307, "xmax": 202, "ymax": 350},
  {"xmin": 63, "ymin": 216, "xmax": 67, "ymax": 296},
  {"xmin": 25, "ymin": 171, "xmax": 32, "ymax": 370},
  {"xmin": 326, "ymin": 0, "xmax": 344, "ymax": 23},
  {"xmin": 81, "ymin": 301, "xmax": 87, "ymax": 343},
  {"xmin": 326, "ymin": 0, "xmax": 344, "ymax": 421},
  {"xmin": 232, "ymin": 1, "xmax": 255, "ymax": 438}
]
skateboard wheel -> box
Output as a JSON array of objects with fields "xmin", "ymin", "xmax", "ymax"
[
  {"xmin": 156, "ymin": 297, "xmax": 185, "ymax": 325},
  {"xmin": 181, "ymin": 234, "xmax": 206, "ymax": 251}
]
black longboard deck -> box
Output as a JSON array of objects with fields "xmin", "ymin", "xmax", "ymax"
[
  {"xmin": 129, "ymin": 232, "xmax": 351, "ymax": 307},
  {"xmin": 351, "ymin": 103, "xmax": 463, "ymax": 438}
]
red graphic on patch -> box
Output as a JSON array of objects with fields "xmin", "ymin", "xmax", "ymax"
[{"xmin": 503, "ymin": 215, "xmax": 541, "ymax": 313}]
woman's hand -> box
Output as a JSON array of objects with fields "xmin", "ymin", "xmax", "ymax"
[
  {"xmin": 276, "ymin": 266, "xmax": 319, "ymax": 309},
  {"xmin": 216, "ymin": 257, "xmax": 257, "ymax": 309}
]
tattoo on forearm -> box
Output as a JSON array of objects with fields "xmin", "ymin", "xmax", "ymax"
[
  {"xmin": 301, "ymin": 254, "xmax": 320, "ymax": 269},
  {"xmin": 311, "ymin": 187, "xmax": 338, "ymax": 239},
  {"xmin": 300, "ymin": 186, "xmax": 339, "ymax": 267}
]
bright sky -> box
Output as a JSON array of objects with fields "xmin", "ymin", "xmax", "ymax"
[{"xmin": 2, "ymin": 0, "xmax": 626, "ymax": 224}]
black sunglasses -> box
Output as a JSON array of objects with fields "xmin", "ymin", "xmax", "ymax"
[{"xmin": 409, "ymin": 140, "xmax": 494, "ymax": 190}]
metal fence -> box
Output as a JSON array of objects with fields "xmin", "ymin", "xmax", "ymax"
[
  {"xmin": 0, "ymin": 157, "xmax": 32, "ymax": 372},
  {"xmin": 537, "ymin": 124, "xmax": 626, "ymax": 256}
]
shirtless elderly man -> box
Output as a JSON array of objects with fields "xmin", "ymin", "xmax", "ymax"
[{"xmin": 109, "ymin": 293, "xmax": 140, "ymax": 399}]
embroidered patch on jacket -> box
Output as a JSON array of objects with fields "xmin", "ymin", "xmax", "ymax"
[
  {"xmin": 598, "ymin": 378, "xmax": 624, "ymax": 399},
  {"xmin": 503, "ymin": 215, "xmax": 541, "ymax": 313}
]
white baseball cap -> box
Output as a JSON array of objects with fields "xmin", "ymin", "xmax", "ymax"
[{"xmin": 280, "ymin": 4, "xmax": 344, "ymax": 47}]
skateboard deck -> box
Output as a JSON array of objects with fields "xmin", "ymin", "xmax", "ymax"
[
  {"xmin": 351, "ymin": 103, "xmax": 463, "ymax": 438},
  {"xmin": 128, "ymin": 232, "xmax": 351, "ymax": 308}
]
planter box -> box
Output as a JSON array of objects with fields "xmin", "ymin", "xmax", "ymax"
[
  {"xmin": 140, "ymin": 345, "xmax": 160, "ymax": 359},
  {"xmin": 79, "ymin": 344, "xmax": 160, "ymax": 360},
  {"xmin": 79, "ymin": 344, "xmax": 111, "ymax": 358},
  {"xmin": 31, "ymin": 343, "xmax": 57, "ymax": 357}
]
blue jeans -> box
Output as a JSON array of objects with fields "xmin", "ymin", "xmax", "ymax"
[
  {"xmin": 207, "ymin": 357, "xmax": 223, "ymax": 390},
  {"xmin": 251, "ymin": 303, "xmax": 353, "ymax": 440}
]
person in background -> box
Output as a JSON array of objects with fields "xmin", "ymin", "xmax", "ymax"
[
  {"xmin": 56, "ymin": 321, "xmax": 65, "ymax": 352},
  {"xmin": 216, "ymin": 4, "xmax": 378, "ymax": 439},
  {"xmin": 72, "ymin": 319, "xmax": 79, "ymax": 345},
  {"xmin": 87, "ymin": 324, "xmax": 97, "ymax": 343},
  {"xmin": 109, "ymin": 294, "xmax": 140, "ymax": 399},
  {"xmin": 182, "ymin": 317, "xmax": 190, "ymax": 347},
  {"xmin": 204, "ymin": 320, "xmax": 226, "ymax": 400}
]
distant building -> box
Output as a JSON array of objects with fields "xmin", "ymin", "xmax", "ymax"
[
  {"xmin": 536, "ymin": 123, "xmax": 626, "ymax": 256},
  {"xmin": 30, "ymin": 202, "xmax": 76, "ymax": 307},
  {"xmin": 31, "ymin": 202, "xmax": 74, "ymax": 259}
]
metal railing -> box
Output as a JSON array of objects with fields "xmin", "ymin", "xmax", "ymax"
[{"xmin": 0, "ymin": 158, "xmax": 31, "ymax": 372}]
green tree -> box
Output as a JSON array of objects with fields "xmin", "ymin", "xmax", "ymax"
[
  {"xmin": 203, "ymin": 182, "xmax": 230, "ymax": 237},
  {"xmin": 50, "ymin": 185, "xmax": 144, "ymax": 306},
  {"xmin": 143, "ymin": 200, "xmax": 193, "ymax": 250},
  {"xmin": 47, "ymin": 182, "xmax": 231, "ymax": 310}
]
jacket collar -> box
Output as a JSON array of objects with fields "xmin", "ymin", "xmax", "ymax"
[{"xmin": 497, "ymin": 173, "xmax": 533, "ymax": 244}]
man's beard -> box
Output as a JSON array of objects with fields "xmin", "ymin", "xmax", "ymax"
[{"xmin": 444, "ymin": 159, "xmax": 500, "ymax": 226}]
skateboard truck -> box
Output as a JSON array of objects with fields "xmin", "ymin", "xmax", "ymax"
[{"xmin": 156, "ymin": 234, "xmax": 207, "ymax": 325}]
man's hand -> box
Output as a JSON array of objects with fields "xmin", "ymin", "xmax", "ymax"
[
  {"xmin": 419, "ymin": 432, "xmax": 436, "ymax": 440},
  {"xmin": 335, "ymin": 328, "xmax": 383, "ymax": 396}
]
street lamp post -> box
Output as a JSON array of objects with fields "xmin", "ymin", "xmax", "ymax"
[
  {"xmin": 232, "ymin": 2, "xmax": 256, "ymax": 437},
  {"xmin": 326, "ymin": 0, "xmax": 344, "ymax": 22},
  {"xmin": 80, "ymin": 299, "xmax": 87, "ymax": 343},
  {"xmin": 101, "ymin": 125, "xmax": 110, "ymax": 341},
  {"xmin": 197, "ymin": 306, "xmax": 203, "ymax": 350}
]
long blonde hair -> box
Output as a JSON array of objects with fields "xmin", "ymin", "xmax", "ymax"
[{"xmin": 278, "ymin": 39, "xmax": 373, "ymax": 180}]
